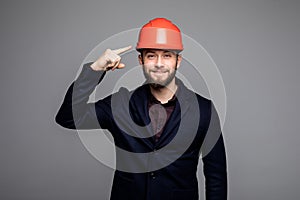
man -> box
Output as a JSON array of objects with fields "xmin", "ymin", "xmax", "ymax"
[{"xmin": 56, "ymin": 18, "xmax": 227, "ymax": 200}]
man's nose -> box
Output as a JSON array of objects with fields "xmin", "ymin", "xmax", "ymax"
[{"xmin": 155, "ymin": 56, "xmax": 163, "ymax": 68}]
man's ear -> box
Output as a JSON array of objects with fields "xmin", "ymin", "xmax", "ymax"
[
  {"xmin": 138, "ymin": 54, "xmax": 143, "ymax": 65},
  {"xmin": 176, "ymin": 54, "xmax": 182, "ymax": 69}
]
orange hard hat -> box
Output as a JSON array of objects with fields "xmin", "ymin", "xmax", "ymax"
[{"xmin": 136, "ymin": 18, "xmax": 183, "ymax": 51}]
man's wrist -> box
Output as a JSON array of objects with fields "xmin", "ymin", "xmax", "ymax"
[{"xmin": 90, "ymin": 61, "xmax": 106, "ymax": 71}]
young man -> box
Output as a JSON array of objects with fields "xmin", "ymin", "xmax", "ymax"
[{"xmin": 56, "ymin": 18, "xmax": 227, "ymax": 200}]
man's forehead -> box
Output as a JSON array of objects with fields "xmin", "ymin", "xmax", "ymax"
[{"xmin": 143, "ymin": 49, "xmax": 177, "ymax": 54}]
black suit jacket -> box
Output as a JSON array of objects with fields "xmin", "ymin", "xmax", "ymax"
[{"xmin": 56, "ymin": 63, "xmax": 227, "ymax": 200}]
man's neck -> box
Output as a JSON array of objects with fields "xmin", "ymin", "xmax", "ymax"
[{"xmin": 150, "ymin": 79, "xmax": 178, "ymax": 104}]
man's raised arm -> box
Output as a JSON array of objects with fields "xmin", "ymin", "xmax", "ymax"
[{"xmin": 55, "ymin": 46, "xmax": 132, "ymax": 129}]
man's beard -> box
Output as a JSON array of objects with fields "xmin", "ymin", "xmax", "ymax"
[{"xmin": 143, "ymin": 67, "xmax": 177, "ymax": 89}]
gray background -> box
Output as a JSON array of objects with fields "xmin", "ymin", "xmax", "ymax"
[{"xmin": 0, "ymin": 0, "xmax": 299, "ymax": 199}]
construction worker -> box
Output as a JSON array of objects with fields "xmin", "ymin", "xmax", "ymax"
[{"xmin": 56, "ymin": 18, "xmax": 227, "ymax": 200}]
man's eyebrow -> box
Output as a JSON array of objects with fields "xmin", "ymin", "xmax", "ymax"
[
  {"xmin": 144, "ymin": 50, "xmax": 175, "ymax": 54},
  {"xmin": 144, "ymin": 50, "xmax": 155, "ymax": 54}
]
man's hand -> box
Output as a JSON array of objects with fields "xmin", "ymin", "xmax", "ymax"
[{"xmin": 90, "ymin": 45, "xmax": 132, "ymax": 71}]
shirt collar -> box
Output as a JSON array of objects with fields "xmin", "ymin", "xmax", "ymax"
[{"xmin": 147, "ymin": 83, "xmax": 180, "ymax": 107}]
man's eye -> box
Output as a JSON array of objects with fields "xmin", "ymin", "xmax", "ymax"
[{"xmin": 147, "ymin": 55, "xmax": 155, "ymax": 59}]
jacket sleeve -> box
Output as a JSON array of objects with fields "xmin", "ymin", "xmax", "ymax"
[
  {"xmin": 55, "ymin": 63, "xmax": 113, "ymax": 130},
  {"xmin": 201, "ymin": 104, "xmax": 228, "ymax": 200}
]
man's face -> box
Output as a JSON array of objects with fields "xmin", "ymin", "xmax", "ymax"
[{"xmin": 139, "ymin": 49, "xmax": 182, "ymax": 88}]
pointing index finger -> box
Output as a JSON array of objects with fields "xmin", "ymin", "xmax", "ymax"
[{"xmin": 112, "ymin": 45, "xmax": 132, "ymax": 55}]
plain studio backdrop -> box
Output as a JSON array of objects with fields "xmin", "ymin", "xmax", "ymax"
[{"xmin": 0, "ymin": 0, "xmax": 299, "ymax": 199}]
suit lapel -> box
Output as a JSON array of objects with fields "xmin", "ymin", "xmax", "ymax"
[{"xmin": 129, "ymin": 84, "xmax": 155, "ymax": 149}]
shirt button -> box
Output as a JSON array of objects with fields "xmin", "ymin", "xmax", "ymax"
[{"xmin": 150, "ymin": 172, "xmax": 156, "ymax": 179}]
